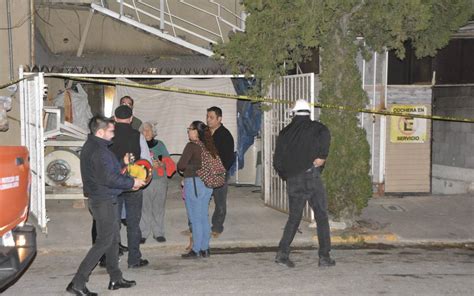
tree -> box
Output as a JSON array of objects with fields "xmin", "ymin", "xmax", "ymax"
[{"xmin": 214, "ymin": 0, "xmax": 472, "ymax": 222}]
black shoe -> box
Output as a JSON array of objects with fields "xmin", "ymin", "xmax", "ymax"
[
  {"xmin": 200, "ymin": 249, "xmax": 211, "ymax": 258},
  {"xmin": 121, "ymin": 219, "xmax": 127, "ymax": 226},
  {"xmin": 275, "ymin": 256, "xmax": 295, "ymax": 268},
  {"xmin": 140, "ymin": 238, "xmax": 147, "ymax": 244},
  {"xmin": 119, "ymin": 243, "xmax": 128, "ymax": 252},
  {"xmin": 318, "ymin": 257, "xmax": 336, "ymax": 267},
  {"xmin": 66, "ymin": 282, "xmax": 98, "ymax": 296},
  {"xmin": 181, "ymin": 250, "xmax": 201, "ymax": 259},
  {"xmin": 155, "ymin": 236, "xmax": 166, "ymax": 243},
  {"xmin": 108, "ymin": 278, "xmax": 137, "ymax": 290},
  {"xmin": 128, "ymin": 258, "xmax": 149, "ymax": 268}
]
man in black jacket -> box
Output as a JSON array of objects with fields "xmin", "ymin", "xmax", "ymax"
[
  {"xmin": 67, "ymin": 115, "xmax": 145, "ymax": 295},
  {"xmin": 206, "ymin": 106, "xmax": 235, "ymax": 237},
  {"xmin": 273, "ymin": 99, "xmax": 335, "ymax": 268},
  {"xmin": 110, "ymin": 105, "xmax": 150, "ymax": 269}
]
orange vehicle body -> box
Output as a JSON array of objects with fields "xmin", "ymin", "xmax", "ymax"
[
  {"xmin": 0, "ymin": 146, "xmax": 36, "ymax": 292},
  {"xmin": 0, "ymin": 146, "xmax": 30, "ymax": 237}
]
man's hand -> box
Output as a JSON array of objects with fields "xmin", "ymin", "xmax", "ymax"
[
  {"xmin": 132, "ymin": 178, "xmax": 146, "ymax": 190},
  {"xmin": 313, "ymin": 158, "xmax": 326, "ymax": 167}
]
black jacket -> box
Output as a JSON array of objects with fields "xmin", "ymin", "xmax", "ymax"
[
  {"xmin": 273, "ymin": 116, "xmax": 330, "ymax": 180},
  {"xmin": 80, "ymin": 134, "xmax": 134, "ymax": 200},
  {"xmin": 110, "ymin": 123, "xmax": 141, "ymax": 162},
  {"xmin": 213, "ymin": 125, "xmax": 235, "ymax": 171}
]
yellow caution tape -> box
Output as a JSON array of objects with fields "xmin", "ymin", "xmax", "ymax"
[
  {"xmin": 3, "ymin": 74, "xmax": 474, "ymax": 123},
  {"xmin": 0, "ymin": 77, "xmax": 27, "ymax": 90}
]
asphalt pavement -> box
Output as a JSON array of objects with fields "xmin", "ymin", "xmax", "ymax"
[{"xmin": 4, "ymin": 177, "xmax": 474, "ymax": 295}]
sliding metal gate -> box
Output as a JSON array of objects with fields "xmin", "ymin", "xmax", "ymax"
[
  {"xmin": 263, "ymin": 73, "xmax": 315, "ymax": 220},
  {"xmin": 19, "ymin": 69, "xmax": 48, "ymax": 231}
]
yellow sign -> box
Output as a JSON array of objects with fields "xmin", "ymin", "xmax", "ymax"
[{"xmin": 390, "ymin": 105, "xmax": 427, "ymax": 143}]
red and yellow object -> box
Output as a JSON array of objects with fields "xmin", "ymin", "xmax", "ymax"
[{"xmin": 121, "ymin": 159, "xmax": 153, "ymax": 185}]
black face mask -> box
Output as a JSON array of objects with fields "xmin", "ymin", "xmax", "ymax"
[{"xmin": 146, "ymin": 139, "xmax": 158, "ymax": 148}]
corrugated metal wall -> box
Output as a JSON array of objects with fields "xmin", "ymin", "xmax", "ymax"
[{"xmin": 385, "ymin": 86, "xmax": 432, "ymax": 193}]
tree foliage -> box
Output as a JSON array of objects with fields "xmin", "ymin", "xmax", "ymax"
[{"xmin": 214, "ymin": 0, "xmax": 472, "ymax": 221}]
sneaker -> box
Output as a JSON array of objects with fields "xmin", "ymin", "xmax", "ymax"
[
  {"xmin": 128, "ymin": 258, "xmax": 149, "ymax": 269},
  {"xmin": 275, "ymin": 256, "xmax": 295, "ymax": 268},
  {"xmin": 318, "ymin": 257, "xmax": 336, "ymax": 267},
  {"xmin": 200, "ymin": 249, "xmax": 211, "ymax": 258},
  {"xmin": 211, "ymin": 231, "xmax": 221, "ymax": 238},
  {"xmin": 181, "ymin": 250, "xmax": 201, "ymax": 259}
]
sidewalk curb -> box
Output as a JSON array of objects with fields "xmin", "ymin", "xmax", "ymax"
[{"xmin": 322, "ymin": 233, "xmax": 400, "ymax": 245}]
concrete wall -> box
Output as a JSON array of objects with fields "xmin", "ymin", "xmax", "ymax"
[
  {"xmin": 35, "ymin": 0, "xmax": 244, "ymax": 56},
  {"xmin": 0, "ymin": 0, "xmax": 31, "ymax": 145},
  {"xmin": 432, "ymin": 85, "xmax": 474, "ymax": 194}
]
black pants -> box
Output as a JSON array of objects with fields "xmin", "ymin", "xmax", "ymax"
[
  {"xmin": 72, "ymin": 198, "xmax": 122, "ymax": 289},
  {"xmin": 118, "ymin": 190, "xmax": 143, "ymax": 266},
  {"xmin": 277, "ymin": 167, "xmax": 331, "ymax": 259},
  {"xmin": 211, "ymin": 173, "xmax": 229, "ymax": 233}
]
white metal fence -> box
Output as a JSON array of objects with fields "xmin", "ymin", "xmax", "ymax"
[
  {"xmin": 19, "ymin": 68, "xmax": 48, "ymax": 231},
  {"xmin": 263, "ymin": 73, "xmax": 315, "ymax": 221}
]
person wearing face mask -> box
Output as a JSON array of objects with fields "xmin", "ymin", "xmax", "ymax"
[
  {"xmin": 177, "ymin": 121, "xmax": 220, "ymax": 259},
  {"xmin": 120, "ymin": 96, "xmax": 142, "ymax": 131},
  {"xmin": 206, "ymin": 106, "xmax": 235, "ymax": 238}
]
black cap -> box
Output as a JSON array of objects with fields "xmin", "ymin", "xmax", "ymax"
[{"xmin": 114, "ymin": 105, "xmax": 133, "ymax": 119}]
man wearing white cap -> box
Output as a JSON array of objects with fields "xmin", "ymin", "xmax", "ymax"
[{"xmin": 273, "ymin": 99, "xmax": 335, "ymax": 268}]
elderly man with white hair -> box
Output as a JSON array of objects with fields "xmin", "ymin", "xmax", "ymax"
[{"xmin": 139, "ymin": 122, "xmax": 175, "ymax": 244}]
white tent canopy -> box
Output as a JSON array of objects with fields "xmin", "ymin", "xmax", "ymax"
[{"xmin": 114, "ymin": 77, "xmax": 238, "ymax": 155}]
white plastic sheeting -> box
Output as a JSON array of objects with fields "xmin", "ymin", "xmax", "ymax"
[
  {"xmin": 53, "ymin": 84, "xmax": 93, "ymax": 131},
  {"xmin": 115, "ymin": 78, "xmax": 237, "ymax": 155}
]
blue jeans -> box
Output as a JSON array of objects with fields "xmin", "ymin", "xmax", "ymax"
[
  {"xmin": 277, "ymin": 167, "xmax": 331, "ymax": 259},
  {"xmin": 184, "ymin": 177, "xmax": 213, "ymax": 253}
]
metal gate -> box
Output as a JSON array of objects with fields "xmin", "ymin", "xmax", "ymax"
[
  {"xmin": 263, "ymin": 73, "xmax": 315, "ymax": 221},
  {"xmin": 19, "ymin": 68, "xmax": 48, "ymax": 231}
]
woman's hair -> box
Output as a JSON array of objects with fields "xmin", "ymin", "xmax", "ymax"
[
  {"xmin": 190, "ymin": 120, "xmax": 219, "ymax": 158},
  {"xmin": 140, "ymin": 121, "xmax": 157, "ymax": 137}
]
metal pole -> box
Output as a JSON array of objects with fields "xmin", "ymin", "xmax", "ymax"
[
  {"xmin": 160, "ymin": 0, "xmax": 164, "ymax": 30},
  {"xmin": 30, "ymin": 0, "xmax": 35, "ymax": 66},
  {"xmin": 120, "ymin": 0, "xmax": 124, "ymax": 17},
  {"xmin": 240, "ymin": 11, "xmax": 246, "ymax": 31},
  {"xmin": 6, "ymin": 0, "xmax": 14, "ymax": 80},
  {"xmin": 371, "ymin": 52, "xmax": 377, "ymax": 178},
  {"xmin": 77, "ymin": 9, "xmax": 94, "ymax": 58}
]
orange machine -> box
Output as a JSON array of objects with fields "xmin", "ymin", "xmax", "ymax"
[{"xmin": 0, "ymin": 146, "xmax": 37, "ymax": 292}]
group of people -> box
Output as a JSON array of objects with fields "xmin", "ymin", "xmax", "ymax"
[
  {"xmin": 66, "ymin": 96, "xmax": 334, "ymax": 295},
  {"xmin": 67, "ymin": 96, "xmax": 234, "ymax": 295}
]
